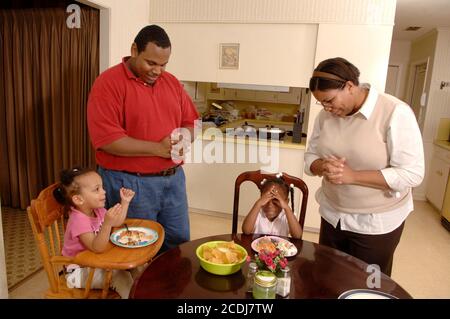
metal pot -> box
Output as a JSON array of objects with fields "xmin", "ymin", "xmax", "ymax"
[{"xmin": 258, "ymin": 126, "xmax": 286, "ymax": 140}]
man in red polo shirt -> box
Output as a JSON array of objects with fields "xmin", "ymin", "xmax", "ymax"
[{"xmin": 87, "ymin": 25, "xmax": 199, "ymax": 252}]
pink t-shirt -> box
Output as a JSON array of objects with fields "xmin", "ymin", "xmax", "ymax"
[{"xmin": 62, "ymin": 207, "xmax": 107, "ymax": 257}]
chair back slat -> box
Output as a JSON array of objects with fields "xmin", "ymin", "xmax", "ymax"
[
  {"xmin": 53, "ymin": 220, "xmax": 62, "ymax": 256},
  {"xmin": 232, "ymin": 170, "xmax": 309, "ymax": 236}
]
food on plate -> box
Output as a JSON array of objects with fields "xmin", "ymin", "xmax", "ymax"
[
  {"xmin": 202, "ymin": 241, "xmax": 245, "ymax": 264},
  {"xmin": 276, "ymin": 239, "xmax": 296, "ymax": 255},
  {"xmin": 254, "ymin": 236, "xmax": 297, "ymax": 256},
  {"xmin": 255, "ymin": 237, "xmax": 277, "ymax": 253},
  {"xmin": 117, "ymin": 230, "xmax": 152, "ymax": 246}
]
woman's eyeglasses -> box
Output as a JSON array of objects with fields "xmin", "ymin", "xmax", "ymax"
[{"xmin": 314, "ymin": 82, "xmax": 346, "ymax": 107}]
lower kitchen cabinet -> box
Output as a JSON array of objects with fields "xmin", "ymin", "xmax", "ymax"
[{"xmin": 426, "ymin": 144, "xmax": 450, "ymax": 211}]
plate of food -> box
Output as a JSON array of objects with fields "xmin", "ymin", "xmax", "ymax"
[
  {"xmin": 110, "ymin": 226, "xmax": 158, "ymax": 248},
  {"xmin": 338, "ymin": 289, "xmax": 398, "ymax": 299},
  {"xmin": 251, "ymin": 236, "xmax": 298, "ymax": 257}
]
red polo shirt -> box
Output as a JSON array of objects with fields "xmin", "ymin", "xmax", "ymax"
[{"xmin": 87, "ymin": 57, "xmax": 199, "ymax": 173}]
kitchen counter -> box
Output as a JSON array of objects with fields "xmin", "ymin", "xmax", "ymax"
[{"xmin": 199, "ymin": 119, "xmax": 306, "ymax": 150}]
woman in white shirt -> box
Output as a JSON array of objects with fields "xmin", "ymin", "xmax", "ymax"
[
  {"xmin": 305, "ymin": 57, "xmax": 424, "ymax": 276},
  {"xmin": 242, "ymin": 176, "xmax": 303, "ymax": 239}
]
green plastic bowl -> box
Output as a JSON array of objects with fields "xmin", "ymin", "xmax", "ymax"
[{"xmin": 196, "ymin": 241, "xmax": 248, "ymax": 276}]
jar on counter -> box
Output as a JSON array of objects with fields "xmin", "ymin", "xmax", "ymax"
[
  {"xmin": 246, "ymin": 262, "xmax": 258, "ymax": 292},
  {"xmin": 252, "ymin": 271, "xmax": 277, "ymax": 299},
  {"xmin": 276, "ymin": 266, "xmax": 291, "ymax": 298}
]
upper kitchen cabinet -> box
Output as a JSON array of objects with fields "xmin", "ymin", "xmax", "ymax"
[
  {"xmin": 205, "ymin": 85, "xmax": 304, "ymax": 105},
  {"xmin": 161, "ymin": 23, "xmax": 317, "ymax": 88}
]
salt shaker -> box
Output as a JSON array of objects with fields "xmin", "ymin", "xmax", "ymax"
[
  {"xmin": 246, "ymin": 262, "xmax": 258, "ymax": 292},
  {"xmin": 276, "ymin": 266, "xmax": 291, "ymax": 297}
]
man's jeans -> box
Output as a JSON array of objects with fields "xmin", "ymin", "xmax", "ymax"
[{"xmin": 98, "ymin": 166, "xmax": 190, "ymax": 252}]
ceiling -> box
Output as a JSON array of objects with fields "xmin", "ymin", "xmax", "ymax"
[{"xmin": 393, "ymin": 0, "xmax": 450, "ymax": 41}]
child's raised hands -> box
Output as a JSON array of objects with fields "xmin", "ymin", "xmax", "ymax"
[
  {"xmin": 120, "ymin": 187, "xmax": 135, "ymax": 203},
  {"xmin": 271, "ymin": 188, "xmax": 290, "ymax": 210},
  {"xmin": 257, "ymin": 186, "xmax": 276, "ymax": 206},
  {"xmin": 104, "ymin": 203, "xmax": 123, "ymax": 226}
]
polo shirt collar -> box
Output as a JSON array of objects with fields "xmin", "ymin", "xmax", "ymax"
[
  {"xmin": 121, "ymin": 56, "xmax": 161, "ymax": 87},
  {"xmin": 353, "ymin": 83, "xmax": 377, "ymax": 120},
  {"xmin": 121, "ymin": 56, "xmax": 137, "ymax": 79}
]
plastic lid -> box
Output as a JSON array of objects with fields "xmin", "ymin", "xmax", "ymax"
[
  {"xmin": 281, "ymin": 266, "xmax": 290, "ymax": 272},
  {"xmin": 254, "ymin": 271, "xmax": 277, "ymax": 287}
]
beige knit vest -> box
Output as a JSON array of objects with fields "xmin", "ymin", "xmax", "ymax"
[{"xmin": 317, "ymin": 93, "xmax": 409, "ymax": 214}]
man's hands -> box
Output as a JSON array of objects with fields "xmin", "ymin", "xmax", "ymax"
[{"xmin": 155, "ymin": 133, "xmax": 190, "ymax": 163}]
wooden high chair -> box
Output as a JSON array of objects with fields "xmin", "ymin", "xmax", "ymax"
[
  {"xmin": 27, "ymin": 183, "xmax": 121, "ymax": 298},
  {"xmin": 232, "ymin": 170, "xmax": 309, "ymax": 237}
]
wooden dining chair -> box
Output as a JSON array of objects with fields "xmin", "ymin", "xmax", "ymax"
[
  {"xmin": 27, "ymin": 183, "xmax": 120, "ymax": 299},
  {"xmin": 232, "ymin": 170, "xmax": 309, "ymax": 237}
]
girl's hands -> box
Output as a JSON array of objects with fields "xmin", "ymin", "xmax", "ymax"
[
  {"xmin": 272, "ymin": 189, "xmax": 290, "ymax": 210},
  {"xmin": 257, "ymin": 186, "xmax": 289, "ymax": 209},
  {"xmin": 120, "ymin": 187, "xmax": 135, "ymax": 203},
  {"xmin": 104, "ymin": 203, "xmax": 123, "ymax": 226},
  {"xmin": 257, "ymin": 186, "xmax": 275, "ymax": 207}
]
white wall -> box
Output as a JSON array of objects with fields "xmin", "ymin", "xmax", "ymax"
[
  {"xmin": 79, "ymin": 0, "xmax": 150, "ymax": 69},
  {"xmin": 389, "ymin": 40, "xmax": 412, "ymax": 101}
]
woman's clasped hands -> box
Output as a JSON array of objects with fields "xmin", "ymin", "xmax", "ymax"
[{"xmin": 321, "ymin": 155, "xmax": 355, "ymax": 185}]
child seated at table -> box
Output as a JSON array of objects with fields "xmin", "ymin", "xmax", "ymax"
[
  {"xmin": 242, "ymin": 175, "xmax": 303, "ymax": 239},
  {"xmin": 53, "ymin": 166, "xmax": 136, "ymax": 298}
]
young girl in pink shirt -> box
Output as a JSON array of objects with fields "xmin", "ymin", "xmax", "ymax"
[{"xmin": 53, "ymin": 167, "xmax": 135, "ymax": 298}]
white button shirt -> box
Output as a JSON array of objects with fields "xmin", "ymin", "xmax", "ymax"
[
  {"xmin": 304, "ymin": 85, "xmax": 425, "ymax": 235},
  {"xmin": 254, "ymin": 209, "xmax": 290, "ymax": 237}
]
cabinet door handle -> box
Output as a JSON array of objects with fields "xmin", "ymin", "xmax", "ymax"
[{"xmin": 437, "ymin": 170, "xmax": 443, "ymax": 176}]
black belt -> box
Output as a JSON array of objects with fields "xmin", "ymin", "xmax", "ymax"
[{"xmin": 122, "ymin": 165, "xmax": 180, "ymax": 177}]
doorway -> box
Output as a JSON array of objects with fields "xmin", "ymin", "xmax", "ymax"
[
  {"xmin": 406, "ymin": 60, "xmax": 429, "ymax": 132},
  {"xmin": 386, "ymin": 64, "xmax": 400, "ymax": 96}
]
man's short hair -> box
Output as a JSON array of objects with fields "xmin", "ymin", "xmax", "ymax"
[{"xmin": 134, "ymin": 25, "xmax": 171, "ymax": 52}]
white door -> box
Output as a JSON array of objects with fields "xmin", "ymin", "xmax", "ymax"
[
  {"xmin": 410, "ymin": 63, "xmax": 427, "ymax": 131},
  {"xmin": 385, "ymin": 65, "xmax": 399, "ymax": 96}
]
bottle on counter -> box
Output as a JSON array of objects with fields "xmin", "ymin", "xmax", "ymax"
[
  {"xmin": 276, "ymin": 266, "xmax": 291, "ymax": 298},
  {"xmin": 252, "ymin": 271, "xmax": 277, "ymax": 299},
  {"xmin": 246, "ymin": 262, "xmax": 258, "ymax": 292}
]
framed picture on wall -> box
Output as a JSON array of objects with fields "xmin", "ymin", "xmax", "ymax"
[{"xmin": 219, "ymin": 43, "xmax": 239, "ymax": 69}]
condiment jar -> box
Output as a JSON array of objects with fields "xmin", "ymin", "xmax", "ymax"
[
  {"xmin": 246, "ymin": 262, "xmax": 258, "ymax": 292},
  {"xmin": 276, "ymin": 266, "xmax": 291, "ymax": 297},
  {"xmin": 252, "ymin": 271, "xmax": 277, "ymax": 299}
]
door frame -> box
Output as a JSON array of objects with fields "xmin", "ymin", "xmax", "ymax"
[
  {"xmin": 405, "ymin": 57, "xmax": 430, "ymax": 106},
  {"xmin": 405, "ymin": 57, "xmax": 430, "ymax": 131}
]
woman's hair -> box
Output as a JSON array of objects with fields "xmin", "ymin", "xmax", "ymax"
[
  {"xmin": 53, "ymin": 166, "xmax": 96, "ymax": 209},
  {"xmin": 309, "ymin": 57, "xmax": 360, "ymax": 91},
  {"xmin": 260, "ymin": 176, "xmax": 295, "ymax": 211},
  {"xmin": 134, "ymin": 24, "xmax": 171, "ymax": 52}
]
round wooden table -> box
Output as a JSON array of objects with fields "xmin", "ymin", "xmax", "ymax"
[{"xmin": 130, "ymin": 233, "xmax": 412, "ymax": 299}]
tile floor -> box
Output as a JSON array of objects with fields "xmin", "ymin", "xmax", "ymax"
[{"xmin": 8, "ymin": 200, "xmax": 450, "ymax": 299}]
